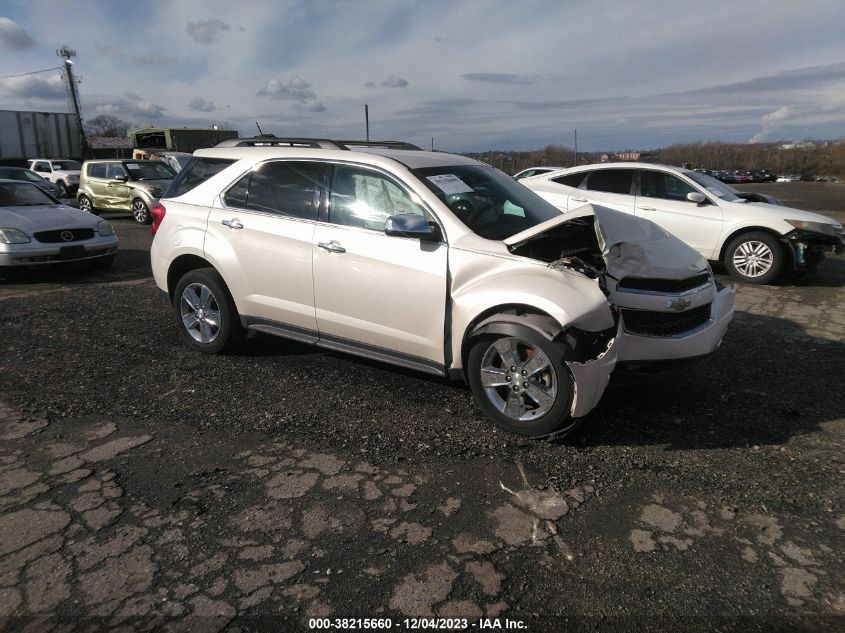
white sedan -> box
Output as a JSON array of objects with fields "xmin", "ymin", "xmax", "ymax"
[{"xmin": 522, "ymin": 163, "xmax": 844, "ymax": 283}]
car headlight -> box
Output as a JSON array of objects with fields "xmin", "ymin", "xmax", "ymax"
[
  {"xmin": 785, "ymin": 219, "xmax": 841, "ymax": 237},
  {"xmin": 0, "ymin": 228, "xmax": 31, "ymax": 244},
  {"xmin": 96, "ymin": 220, "xmax": 115, "ymax": 236}
]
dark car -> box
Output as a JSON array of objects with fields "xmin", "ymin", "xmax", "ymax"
[{"xmin": 0, "ymin": 167, "xmax": 61, "ymax": 198}]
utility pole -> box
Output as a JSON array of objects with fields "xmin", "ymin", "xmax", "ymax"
[
  {"xmin": 57, "ymin": 46, "xmax": 90, "ymax": 158},
  {"xmin": 431, "ymin": 136, "xmax": 434, "ymax": 151},
  {"xmin": 574, "ymin": 128, "xmax": 578, "ymax": 166},
  {"xmin": 364, "ymin": 104, "xmax": 369, "ymax": 141}
]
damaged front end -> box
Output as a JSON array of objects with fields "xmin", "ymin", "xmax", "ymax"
[
  {"xmin": 507, "ymin": 204, "xmax": 737, "ymax": 373},
  {"xmin": 781, "ymin": 221, "xmax": 845, "ymax": 272}
]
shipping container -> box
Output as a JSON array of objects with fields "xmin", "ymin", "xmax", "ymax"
[
  {"xmin": 0, "ymin": 109, "xmax": 83, "ymax": 164},
  {"xmin": 128, "ymin": 127, "xmax": 238, "ymax": 154}
]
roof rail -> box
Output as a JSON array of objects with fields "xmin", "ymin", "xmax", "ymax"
[
  {"xmin": 335, "ymin": 140, "xmax": 422, "ymax": 150},
  {"xmin": 214, "ymin": 137, "xmax": 423, "ymax": 151}
]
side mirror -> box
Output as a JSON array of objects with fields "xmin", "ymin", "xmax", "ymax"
[
  {"xmin": 112, "ymin": 175, "xmax": 128, "ymax": 182},
  {"xmin": 687, "ymin": 192, "xmax": 707, "ymax": 204},
  {"xmin": 385, "ymin": 213, "xmax": 441, "ymax": 242}
]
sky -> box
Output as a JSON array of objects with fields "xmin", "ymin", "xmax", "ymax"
[{"xmin": 1, "ymin": 0, "xmax": 845, "ymax": 152}]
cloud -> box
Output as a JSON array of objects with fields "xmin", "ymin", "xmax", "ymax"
[
  {"xmin": 92, "ymin": 96, "xmax": 167, "ymax": 120},
  {"xmin": 132, "ymin": 53, "xmax": 175, "ymax": 66},
  {"xmin": 0, "ymin": 74, "xmax": 66, "ymax": 99},
  {"xmin": 189, "ymin": 96, "xmax": 216, "ymax": 112},
  {"xmin": 462, "ymin": 73, "xmax": 536, "ymax": 85},
  {"xmin": 186, "ymin": 19, "xmax": 231, "ymax": 44},
  {"xmin": 0, "ymin": 17, "xmax": 34, "ymax": 50},
  {"xmin": 381, "ymin": 74, "xmax": 409, "ymax": 88},
  {"xmin": 293, "ymin": 100, "xmax": 326, "ymax": 113},
  {"xmin": 257, "ymin": 77, "xmax": 317, "ymax": 101},
  {"xmin": 749, "ymin": 106, "xmax": 793, "ymax": 143}
]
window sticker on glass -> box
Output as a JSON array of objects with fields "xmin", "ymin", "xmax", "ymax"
[
  {"xmin": 126, "ymin": 164, "xmax": 140, "ymax": 170},
  {"xmin": 427, "ymin": 174, "xmax": 474, "ymax": 195}
]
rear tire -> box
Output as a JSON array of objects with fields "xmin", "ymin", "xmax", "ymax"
[
  {"xmin": 173, "ymin": 268, "xmax": 244, "ymax": 354},
  {"xmin": 78, "ymin": 195, "xmax": 95, "ymax": 214},
  {"xmin": 132, "ymin": 199, "xmax": 151, "ymax": 224},
  {"xmin": 467, "ymin": 327, "xmax": 578, "ymax": 438},
  {"xmin": 724, "ymin": 231, "xmax": 783, "ymax": 284}
]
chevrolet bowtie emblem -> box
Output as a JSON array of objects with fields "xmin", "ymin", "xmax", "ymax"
[{"xmin": 667, "ymin": 297, "xmax": 692, "ymax": 311}]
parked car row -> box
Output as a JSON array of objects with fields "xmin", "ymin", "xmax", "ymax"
[{"xmin": 519, "ymin": 162, "xmax": 845, "ymax": 284}]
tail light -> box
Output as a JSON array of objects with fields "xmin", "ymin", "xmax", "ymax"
[{"xmin": 150, "ymin": 202, "xmax": 166, "ymax": 235}]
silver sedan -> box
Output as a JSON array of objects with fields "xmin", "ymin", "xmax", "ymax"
[{"xmin": 0, "ymin": 180, "xmax": 118, "ymax": 269}]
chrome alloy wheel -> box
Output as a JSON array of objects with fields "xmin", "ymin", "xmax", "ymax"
[
  {"xmin": 479, "ymin": 337, "xmax": 557, "ymax": 422},
  {"xmin": 133, "ymin": 200, "xmax": 149, "ymax": 223},
  {"xmin": 180, "ymin": 283, "xmax": 222, "ymax": 344},
  {"xmin": 732, "ymin": 240, "xmax": 774, "ymax": 278},
  {"xmin": 78, "ymin": 196, "xmax": 93, "ymax": 213}
]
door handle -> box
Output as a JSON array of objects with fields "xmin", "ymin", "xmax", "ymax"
[
  {"xmin": 571, "ymin": 196, "xmax": 588, "ymax": 202},
  {"xmin": 317, "ymin": 241, "xmax": 346, "ymax": 254},
  {"xmin": 221, "ymin": 218, "xmax": 243, "ymax": 230},
  {"xmin": 638, "ymin": 206, "xmax": 656, "ymax": 211}
]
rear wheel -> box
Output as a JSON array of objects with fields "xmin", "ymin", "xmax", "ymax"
[
  {"xmin": 78, "ymin": 195, "xmax": 94, "ymax": 214},
  {"xmin": 724, "ymin": 231, "xmax": 783, "ymax": 284},
  {"xmin": 173, "ymin": 268, "xmax": 244, "ymax": 354},
  {"xmin": 132, "ymin": 199, "xmax": 151, "ymax": 224},
  {"xmin": 467, "ymin": 328, "xmax": 577, "ymax": 438}
]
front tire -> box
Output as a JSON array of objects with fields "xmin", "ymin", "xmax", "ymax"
[
  {"xmin": 55, "ymin": 181, "xmax": 67, "ymax": 198},
  {"xmin": 724, "ymin": 231, "xmax": 783, "ymax": 284},
  {"xmin": 467, "ymin": 328, "xmax": 577, "ymax": 438},
  {"xmin": 173, "ymin": 268, "xmax": 244, "ymax": 354},
  {"xmin": 132, "ymin": 199, "xmax": 151, "ymax": 224}
]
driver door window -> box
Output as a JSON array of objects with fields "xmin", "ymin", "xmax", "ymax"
[
  {"xmin": 641, "ymin": 171, "xmax": 698, "ymax": 201},
  {"xmin": 106, "ymin": 164, "xmax": 127, "ymax": 179},
  {"xmin": 329, "ymin": 165, "xmax": 425, "ymax": 232}
]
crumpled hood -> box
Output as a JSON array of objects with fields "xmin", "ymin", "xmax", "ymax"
[
  {"xmin": 506, "ymin": 203, "xmax": 708, "ymax": 280},
  {"xmin": 0, "ymin": 204, "xmax": 100, "ymax": 235}
]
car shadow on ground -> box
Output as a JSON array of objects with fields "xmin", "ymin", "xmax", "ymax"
[
  {"xmin": 712, "ymin": 255, "xmax": 845, "ymax": 289},
  {"xmin": 0, "ymin": 248, "xmax": 152, "ymax": 286},
  {"xmin": 571, "ymin": 309, "xmax": 843, "ymax": 450}
]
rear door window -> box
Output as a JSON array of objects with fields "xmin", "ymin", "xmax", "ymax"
[
  {"xmin": 551, "ymin": 172, "xmax": 587, "ymax": 188},
  {"xmin": 163, "ymin": 157, "xmax": 236, "ymax": 198},
  {"xmin": 222, "ymin": 161, "xmax": 328, "ymax": 220},
  {"xmin": 87, "ymin": 163, "xmax": 107, "ymax": 179},
  {"xmin": 585, "ymin": 169, "xmax": 635, "ymax": 195}
]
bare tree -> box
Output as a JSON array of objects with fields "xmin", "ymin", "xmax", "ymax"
[{"xmin": 84, "ymin": 115, "xmax": 130, "ymax": 138}]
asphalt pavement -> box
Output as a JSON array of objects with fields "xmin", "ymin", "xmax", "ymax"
[{"xmin": 1, "ymin": 193, "xmax": 843, "ymax": 632}]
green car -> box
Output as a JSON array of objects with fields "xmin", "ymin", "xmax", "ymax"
[{"xmin": 77, "ymin": 159, "xmax": 176, "ymax": 224}]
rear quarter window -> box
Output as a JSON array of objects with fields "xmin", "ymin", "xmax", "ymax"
[{"xmin": 163, "ymin": 157, "xmax": 236, "ymax": 198}]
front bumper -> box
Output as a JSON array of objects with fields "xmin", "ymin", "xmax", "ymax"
[{"xmin": 0, "ymin": 235, "xmax": 118, "ymax": 267}]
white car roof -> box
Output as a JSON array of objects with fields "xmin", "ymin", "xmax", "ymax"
[{"xmin": 556, "ymin": 162, "xmax": 689, "ymax": 175}]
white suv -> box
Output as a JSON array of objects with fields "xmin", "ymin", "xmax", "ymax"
[
  {"xmin": 27, "ymin": 158, "xmax": 82, "ymax": 198},
  {"xmin": 151, "ymin": 140, "xmax": 736, "ymax": 438},
  {"xmin": 522, "ymin": 162, "xmax": 845, "ymax": 284}
]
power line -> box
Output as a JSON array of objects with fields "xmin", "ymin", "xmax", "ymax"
[{"xmin": 0, "ymin": 66, "xmax": 64, "ymax": 80}]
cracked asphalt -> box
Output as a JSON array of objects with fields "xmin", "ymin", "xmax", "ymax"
[{"xmin": 1, "ymin": 184, "xmax": 844, "ymax": 632}]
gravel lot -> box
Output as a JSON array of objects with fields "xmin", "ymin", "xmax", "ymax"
[{"xmin": 1, "ymin": 186, "xmax": 843, "ymax": 631}]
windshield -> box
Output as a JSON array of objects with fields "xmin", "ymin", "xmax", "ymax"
[
  {"xmin": 51, "ymin": 160, "xmax": 81, "ymax": 171},
  {"xmin": 124, "ymin": 161, "xmax": 177, "ymax": 181},
  {"xmin": 0, "ymin": 169, "xmax": 43, "ymax": 183},
  {"xmin": 413, "ymin": 165, "xmax": 561, "ymax": 240},
  {"xmin": 0, "ymin": 182, "xmax": 56, "ymax": 206},
  {"xmin": 684, "ymin": 171, "xmax": 742, "ymax": 201}
]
